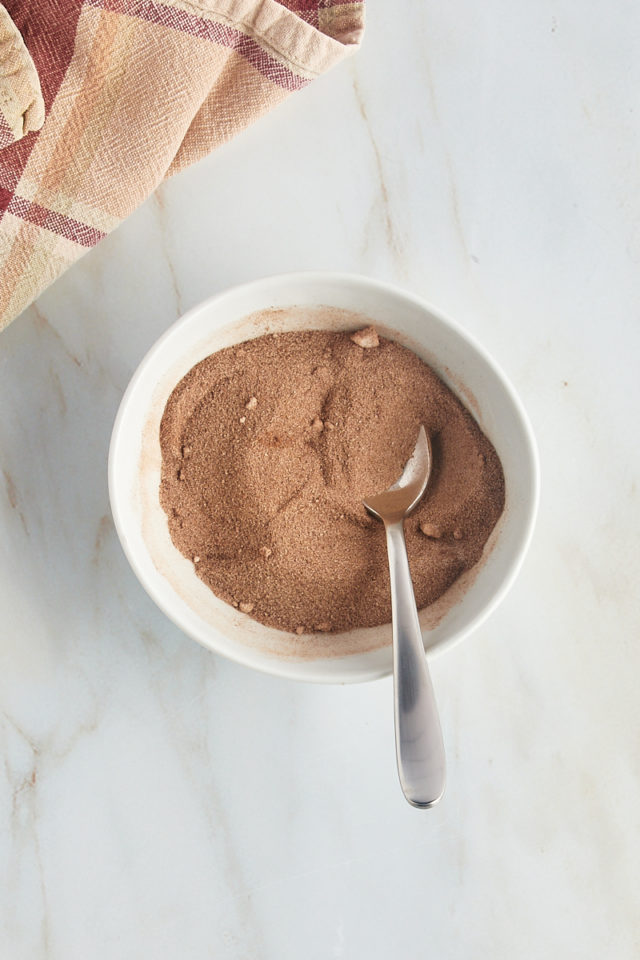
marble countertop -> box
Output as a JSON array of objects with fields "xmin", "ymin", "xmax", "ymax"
[{"xmin": 2, "ymin": 2, "xmax": 639, "ymax": 957}]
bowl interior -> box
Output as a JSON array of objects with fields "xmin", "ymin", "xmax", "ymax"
[{"xmin": 109, "ymin": 274, "xmax": 538, "ymax": 683}]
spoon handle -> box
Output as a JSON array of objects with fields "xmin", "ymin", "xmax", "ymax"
[{"xmin": 384, "ymin": 520, "xmax": 446, "ymax": 807}]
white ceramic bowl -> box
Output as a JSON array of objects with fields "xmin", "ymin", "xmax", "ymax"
[{"xmin": 109, "ymin": 273, "xmax": 539, "ymax": 683}]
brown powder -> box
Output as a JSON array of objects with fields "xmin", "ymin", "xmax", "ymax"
[{"xmin": 159, "ymin": 328, "xmax": 505, "ymax": 634}]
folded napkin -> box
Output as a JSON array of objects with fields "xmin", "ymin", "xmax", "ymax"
[{"xmin": 0, "ymin": 0, "xmax": 364, "ymax": 330}]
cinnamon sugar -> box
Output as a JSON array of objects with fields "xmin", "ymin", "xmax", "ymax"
[{"xmin": 159, "ymin": 328, "xmax": 505, "ymax": 634}]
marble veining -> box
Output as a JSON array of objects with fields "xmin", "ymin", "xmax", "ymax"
[
  {"xmin": 351, "ymin": 73, "xmax": 404, "ymax": 264},
  {"xmin": 153, "ymin": 187, "xmax": 185, "ymax": 319}
]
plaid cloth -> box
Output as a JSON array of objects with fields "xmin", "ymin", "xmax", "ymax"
[{"xmin": 0, "ymin": 0, "xmax": 364, "ymax": 330}]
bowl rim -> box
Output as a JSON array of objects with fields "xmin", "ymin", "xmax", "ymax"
[{"xmin": 108, "ymin": 271, "xmax": 540, "ymax": 683}]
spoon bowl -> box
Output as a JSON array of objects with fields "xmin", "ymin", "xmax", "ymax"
[{"xmin": 363, "ymin": 426, "xmax": 432, "ymax": 523}]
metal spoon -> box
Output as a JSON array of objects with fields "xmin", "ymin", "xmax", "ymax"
[{"xmin": 363, "ymin": 425, "xmax": 446, "ymax": 808}]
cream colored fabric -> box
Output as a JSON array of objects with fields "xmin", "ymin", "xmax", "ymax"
[
  {"xmin": 0, "ymin": 0, "xmax": 364, "ymax": 330},
  {"xmin": 0, "ymin": 5, "xmax": 44, "ymax": 145}
]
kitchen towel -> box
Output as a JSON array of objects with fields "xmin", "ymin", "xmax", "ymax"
[{"xmin": 0, "ymin": 0, "xmax": 364, "ymax": 330}]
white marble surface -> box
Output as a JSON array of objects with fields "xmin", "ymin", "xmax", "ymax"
[{"xmin": 2, "ymin": 1, "xmax": 640, "ymax": 956}]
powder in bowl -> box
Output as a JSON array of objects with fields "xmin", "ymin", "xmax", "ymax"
[{"xmin": 159, "ymin": 328, "xmax": 505, "ymax": 634}]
